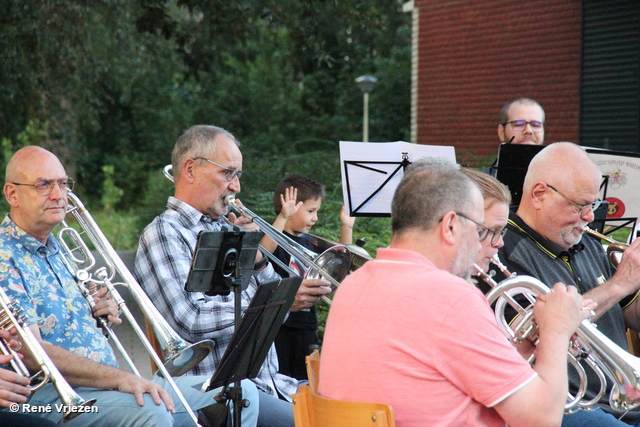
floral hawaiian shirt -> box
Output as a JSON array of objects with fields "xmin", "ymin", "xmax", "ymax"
[{"xmin": 0, "ymin": 215, "xmax": 118, "ymax": 367}]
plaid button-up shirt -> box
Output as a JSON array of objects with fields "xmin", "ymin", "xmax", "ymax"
[{"xmin": 134, "ymin": 196, "xmax": 298, "ymax": 400}]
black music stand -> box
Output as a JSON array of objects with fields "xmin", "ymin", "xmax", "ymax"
[
  {"xmin": 185, "ymin": 224, "xmax": 261, "ymax": 426},
  {"xmin": 494, "ymin": 143, "xmax": 544, "ymax": 208}
]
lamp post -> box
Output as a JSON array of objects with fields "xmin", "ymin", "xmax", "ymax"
[{"xmin": 355, "ymin": 75, "xmax": 378, "ymax": 142}]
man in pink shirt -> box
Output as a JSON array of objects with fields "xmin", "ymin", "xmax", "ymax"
[{"xmin": 319, "ymin": 160, "xmax": 587, "ymax": 427}]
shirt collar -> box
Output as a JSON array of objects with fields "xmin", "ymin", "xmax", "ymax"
[
  {"xmin": 2, "ymin": 214, "xmax": 60, "ymax": 255},
  {"xmin": 508, "ymin": 212, "xmax": 583, "ymax": 259},
  {"xmin": 166, "ymin": 196, "xmax": 226, "ymax": 227}
]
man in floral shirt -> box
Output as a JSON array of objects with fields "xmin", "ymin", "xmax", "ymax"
[{"xmin": 0, "ymin": 145, "xmax": 258, "ymax": 426}]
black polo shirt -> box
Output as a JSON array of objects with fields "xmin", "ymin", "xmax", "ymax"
[{"xmin": 496, "ymin": 212, "xmax": 639, "ymax": 421}]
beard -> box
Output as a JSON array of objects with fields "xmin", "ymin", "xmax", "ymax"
[
  {"xmin": 451, "ymin": 231, "xmax": 477, "ymax": 280},
  {"xmin": 557, "ymin": 222, "xmax": 587, "ymax": 249}
]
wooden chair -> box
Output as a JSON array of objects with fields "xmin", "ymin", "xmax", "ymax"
[
  {"xmin": 293, "ymin": 385, "xmax": 396, "ymax": 427},
  {"xmin": 144, "ymin": 318, "xmax": 163, "ymax": 374},
  {"xmin": 305, "ymin": 349, "xmax": 321, "ymax": 392}
]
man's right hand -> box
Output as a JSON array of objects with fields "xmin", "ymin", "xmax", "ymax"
[
  {"xmin": 290, "ymin": 278, "xmax": 332, "ymax": 311},
  {"xmin": 0, "ymin": 356, "xmax": 31, "ymax": 407},
  {"xmin": 116, "ymin": 374, "xmax": 175, "ymax": 413}
]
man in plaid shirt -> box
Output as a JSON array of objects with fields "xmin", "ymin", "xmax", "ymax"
[{"xmin": 135, "ymin": 125, "xmax": 331, "ymax": 427}]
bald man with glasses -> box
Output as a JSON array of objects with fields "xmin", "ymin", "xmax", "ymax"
[{"xmin": 496, "ymin": 142, "xmax": 640, "ymax": 426}]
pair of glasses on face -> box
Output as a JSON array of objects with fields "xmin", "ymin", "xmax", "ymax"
[
  {"xmin": 545, "ymin": 183, "xmax": 602, "ymax": 215},
  {"xmin": 11, "ymin": 178, "xmax": 75, "ymax": 196},
  {"xmin": 502, "ymin": 120, "xmax": 545, "ymax": 132},
  {"xmin": 455, "ymin": 213, "xmax": 506, "ymax": 245},
  {"xmin": 193, "ymin": 157, "xmax": 243, "ymax": 182}
]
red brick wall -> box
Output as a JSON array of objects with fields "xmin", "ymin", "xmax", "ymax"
[{"xmin": 413, "ymin": 0, "xmax": 582, "ymax": 165}]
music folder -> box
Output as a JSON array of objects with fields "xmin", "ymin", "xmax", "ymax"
[{"xmin": 205, "ymin": 276, "xmax": 302, "ymax": 391}]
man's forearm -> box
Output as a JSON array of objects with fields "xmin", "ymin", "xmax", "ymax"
[{"xmin": 41, "ymin": 342, "xmax": 131, "ymax": 389}]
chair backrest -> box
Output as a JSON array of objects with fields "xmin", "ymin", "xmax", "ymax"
[
  {"xmin": 144, "ymin": 318, "xmax": 162, "ymax": 374},
  {"xmin": 293, "ymin": 385, "xmax": 396, "ymax": 427},
  {"xmin": 306, "ymin": 349, "xmax": 321, "ymax": 392}
]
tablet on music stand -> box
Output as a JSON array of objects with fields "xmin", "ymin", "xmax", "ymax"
[{"xmin": 185, "ymin": 225, "xmax": 262, "ymax": 295}]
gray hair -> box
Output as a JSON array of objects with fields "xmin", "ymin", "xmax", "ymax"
[
  {"xmin": 171, "ymin": 125, "xmax": 240, "ymax": 176},
  {"xmin": 391, "ymin": 159, "xmax": 477, "ymax": 233}
]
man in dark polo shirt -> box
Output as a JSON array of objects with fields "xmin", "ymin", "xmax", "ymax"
[{"xmin": 498, "ymin": 142, "xmax": 640, "ymax": 426}]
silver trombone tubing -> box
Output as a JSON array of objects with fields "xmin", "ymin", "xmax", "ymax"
[
  {"xmin": 63, "ymin": 192, "xmax": 214, "ymax": 376},
  {"xmin": 164, "ymin": 164, "xmax": 350, "ymax": 305},
  {"xmin": 60, "ymin": 192, "xmax": 207, "ymax": 426},
  {"xmin": 0, "ymin": 286, "xmax": 96, "ymax": 423},
  {"xmin": 225, "ymin": 194, "xmax": 352, "ymax": 305}
]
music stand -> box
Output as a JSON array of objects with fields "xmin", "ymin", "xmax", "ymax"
[
  {"xmin": 494, "ymin": 143, "xmax": 544, "ymax": 208},
  {"xmin": 184, "ymin": 224, "xmax": 272, "ymax": 426}
]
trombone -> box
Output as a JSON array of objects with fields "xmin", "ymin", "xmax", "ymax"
[
  {"xmin": 59, "ymin": 192, "xmax": 213, "ymax": 427},
  {"xmin": 0, "ymin": 286, "xmax": 96, "ymax": 423},
  {"xmin": 162, "ymin": 165, "xmax": 353, "ymax": 305}
]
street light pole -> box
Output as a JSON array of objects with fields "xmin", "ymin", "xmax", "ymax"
[{"xmin": 355, "ymin": 75, "xmax": 378, "ymax": 142}]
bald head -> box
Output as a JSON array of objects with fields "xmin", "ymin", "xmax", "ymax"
[
  {"xmin": 4, "ymin": 146, "xmax": 68, "ymax": 243},
  {"xmin": 518, "ymin": 142, "xmax": 602, "ymax": 249},
  {"xmin": 523, "ymin": 143, "xmax": 601, "ymax": 197},
  {"xmin": 6, "ymin": 146, "xmax": 64, "ymax": 184}
]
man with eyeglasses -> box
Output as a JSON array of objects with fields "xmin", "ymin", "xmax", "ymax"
[
  {"xmin": 0, "ymin": 145, "xmax": 260, "ymax": 426},
  {"xmin": 134, "ymin": 125, "xmax": 332, "ymax": 426},
  {"xmin": 319, "ymin": 159, "xmax": 586, "ymax": 427},
  {"xmin": 497, "ymin": 98, "xmax": 545, "ymax": 146},
  {"xmin": 497, "ymin": 142, "xmax": 640, "ymax": 426},
  {"xmin": 486, "ymin": 98, "xmax": 546, "ymax": 177}
]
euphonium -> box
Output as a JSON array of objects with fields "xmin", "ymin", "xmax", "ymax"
[
  {"xmin": 582, "ymin": 226, "xmax": 627, "ymax": 268},
  {"xmin": 0, "ymin": 286, "xmax": 96, "ymax": 423},
  {"xmin": 475, "ymin": 258, "xmax": 605, "ymax": 413},
  {"xmin": 479, "ymin": 255, "xmax": 640, "ymax": 413}
]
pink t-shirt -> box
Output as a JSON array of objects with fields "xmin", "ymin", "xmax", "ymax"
[{"xmin": 319, "ymin": 248, "xmax": 536, "ymax": 427}]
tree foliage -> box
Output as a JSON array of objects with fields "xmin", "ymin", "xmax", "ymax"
[{"xmin": 0, "ymin": 0, "xmax": 410, "ymax": 244}]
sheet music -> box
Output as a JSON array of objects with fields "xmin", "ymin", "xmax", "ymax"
[{"xmin": 340, "ymin": 141, "xmax": 456, "ymax": 216}]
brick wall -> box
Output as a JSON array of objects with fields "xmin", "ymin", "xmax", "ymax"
[{"xmin": 413, "ymin": 0, "xmax": 582, "ymax": 164}]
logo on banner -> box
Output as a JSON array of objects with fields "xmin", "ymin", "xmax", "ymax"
[
  {"xmin": 606, "ymin": 197, "xmax": 625, "ymax": 218},
  {"xmin": 610, "ymin": 168, "xmax": 628, "ymax": 190}
]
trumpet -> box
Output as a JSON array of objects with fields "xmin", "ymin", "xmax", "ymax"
[
  {"xmin": 59, "ymin": 192, "xmax": 213, "ymax": 427},
  {"xmin": 0, "ymin": 285, "xmax": 96, "ymax": 423},
  {"xmin": 582, "ymin": 226, "xmax": 627, "ymax": 268},
  {"xmin": 163, "ymin": 164, "xmax": 353, "ymax": 305},
  {"xmin": 477, "ymin": 255, "xmax": 640, "ymax": 413}
]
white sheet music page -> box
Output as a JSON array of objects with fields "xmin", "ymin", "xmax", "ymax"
[{"xmin": 339, "ymin": 141, "xmax": 456, "ymax": 216}]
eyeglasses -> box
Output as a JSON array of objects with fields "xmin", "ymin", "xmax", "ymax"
[
  {"xmin": 502, "ymin": 120, "xmax": 545, "ymax": 132},
  {"xmin": 193, "ymin": 157, "xmax": 243, "ymax": 182},
  {"xmin": 545, "ymin": 183, "xmax": 602, "ymax": 215},
  {"xmin": 487, "ymin": 227, "xmax": 508, "ymax": 246},
  {"xmin": 11, "ymin": 178, "xmax": 75, "ymax": 196},
  {"xmin": 456, "ymin": 212, "xmax": 491, "ymax": 242}
]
